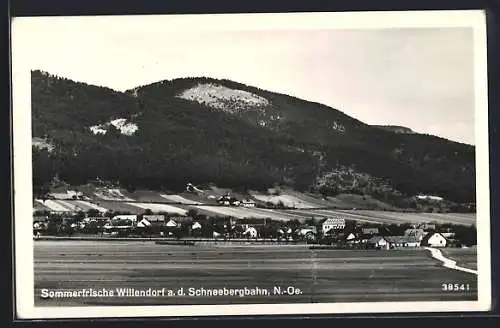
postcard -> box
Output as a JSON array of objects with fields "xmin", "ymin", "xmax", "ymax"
[{"xmin": 11, "ymin": 10, "xmax": 491, "ymax": 319}]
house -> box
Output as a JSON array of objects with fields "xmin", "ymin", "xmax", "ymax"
[
  {"xmin": 243, "ymin": 226, "xmax": 258, "ymax": 238},
  {"xmin": 385, "ymin": 236, "xmax": 421, "ymax": 248},
  {"xmin": 298, "ymin": 226, "xmax": 317, "ymax": 235},
  {"xmin": 368, "ymin": 235, "xmax": 420, "ymax": 249},
  {"xmin": 367, "ymin": 236, "xmax": 389, "ymax": 249},
  {"xmin": 322, "ymin": 217, "xmax": 346, "ymax": 234},
  {"xmin": 168, "ymin": 216, "xmax": 193, "ymax": 225},
  {"xmin": 86, "ymin": 217, "xmax": 110, "ymax": 225},
  {"xmin": 421, "ymin": 232, "xmax": 447, "ymax": 247},
  {"xmin": 278, "ymin": 227, "xmax": 293, "ymax": 236},
  {"xmin": 241, "ymin": 200, "xmax": 256, "ymax": 208},
  {"xmin": 137, "ymin": 218, "xmax": 152, "ymax": 228},
  {"xmin": 296, "ymin": 226, "xmax": 317, "ymax": 240},
  {"xmin": 165, "ymin": 219, "xmax": 179, "ymax": 228},
  {"xmin": 344, "ymin": 232, "xmax": 357, "ymax": 243},
  {"xmin": 217, "ymin": 194, "xmax": 242, "ymax": 206},
  {"xmin": 33, "ymin": 216, "xmax": 49, "ymax": 231},
  {"xmin": 142, "ymin": 214, "xmax": 165, "ymax": 223},
  {"xmin": 404, "ymin": 228, "xmax": 427, "ymax": 241},
  {"xmin": 419, "ymin": 223, "xmax": 437, "ymax": 231},
  {"xmin": 192, "ymin": 221, "xmax": 202, "ymax": 230}
]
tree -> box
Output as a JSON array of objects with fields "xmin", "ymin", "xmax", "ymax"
[
  {"xmin": 186, "ymin": 209, "xmax": 199, "ymax": 219},
  {"xmin": 87, "ymin": 209, "xmax": 101, "ymax": 217},
  {"xmin": 74, "ymin": 211, "xmax": 86, "ymax": 221}
]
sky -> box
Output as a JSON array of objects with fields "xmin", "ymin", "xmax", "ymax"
[{"xmin": 14, "ymin": 13, "xmax": 480, "ymax": 145}]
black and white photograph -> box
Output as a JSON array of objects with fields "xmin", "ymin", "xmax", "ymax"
[{"xmin": 12, "ymin": 10, "xmax": 491, "ymax": 318}]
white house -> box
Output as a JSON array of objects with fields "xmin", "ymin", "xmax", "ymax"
[
  {"xmin": 322, "ymin": 217, "xmax": 346, "ymax": 234},
  {"xmin": 421, "ymin": 232, "xmax": 447, "ymax": 247},
  {"xmin": 165, "ymin": 219, "xmax": 178, "ymax": 228},
  {"xmin": 367, "ymin": 236, "xmax": 389, "ymax": 249},
  {"xmin": 137, "ymin": 218, "xmax": 152, "ymax": 228},
  {"xmin": 192, "ymin": 221, "xmax": 202, "ymax": 230},
  {"xmin": 243, "ymin": 226, "xmax": 258, "ymax": 238}
]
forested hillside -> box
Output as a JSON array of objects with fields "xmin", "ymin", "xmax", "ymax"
[{"xmin": 31, "ymin": 70, "xmax": 476, "ymax": 205}]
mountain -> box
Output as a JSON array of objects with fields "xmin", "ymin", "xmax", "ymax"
[{"xmin": 31, "ymin": 70, "xmax": 476, "ymax": 206}]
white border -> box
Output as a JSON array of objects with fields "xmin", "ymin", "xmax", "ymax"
[{"xmin": 12, "ymin": 10, "xmax": 491, "ymax": 319}]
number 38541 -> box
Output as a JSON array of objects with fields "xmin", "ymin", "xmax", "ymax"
[{"xmin": 442, "ymin": 283, "xmax": 471, "ymax": 291}]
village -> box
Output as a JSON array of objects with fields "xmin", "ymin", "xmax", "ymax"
[{"xmin": 33, "ymin": 202, "xmax": 477, "ymax": 250}]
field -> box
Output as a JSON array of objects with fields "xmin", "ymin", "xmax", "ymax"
[
  {"xmin": 441, "ymin": 247, "xmax": 478, "ymax": 270},
  {"xmin": 35, "ymin": 189, "xmax": 476, "ymax": 226},
  {"xmin": 34, "ymin": 241, "xmax": 477, "ymax": 307}
]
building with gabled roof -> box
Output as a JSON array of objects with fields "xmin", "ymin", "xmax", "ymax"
[
  {"xmin": 321, "ymin": 217, "xmax": 346, "ymax": 234},
  {"xmin": 404, "ymin": 228, "xmax": 427, "ymax": 241},
  {"xmin": 420, "ymin": 232, "xmax": 447, "ymax": 247}
]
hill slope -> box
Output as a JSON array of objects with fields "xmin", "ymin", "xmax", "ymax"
[{"xmin": 31, "ymin": 70, "xmax": 476, "ymax": 206}]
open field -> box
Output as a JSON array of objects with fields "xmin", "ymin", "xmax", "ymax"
[
  {"xmin": 441, "ymin": 247, "xmax": 478, "ymax": 270},
  {"xmin": 34, "ymin": 199, "xmax": 109, "ymax": 213},
  {"xmin": 34, "ymin": 241, "xmax": 477, "ymax": 307},
  {"xmin": 34, "ymin": 197, "xmax": 476, "ymax": 226},
  {"xmin": 285, "ymin": 209, "xmax": 476, "ymax": 226},
  {"xmin": 125, "ymin": 202, "xmax": 188, "ymax": 215}
]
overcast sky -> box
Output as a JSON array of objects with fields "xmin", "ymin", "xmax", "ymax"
[{"xmin": 16, "ymin": 14, "xmax": 479, "ymax": 145}]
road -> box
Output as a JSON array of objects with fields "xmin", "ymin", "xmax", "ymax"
[{"xmin": 34, "ymin": 241, "xmax": 477, "ymax": 307}]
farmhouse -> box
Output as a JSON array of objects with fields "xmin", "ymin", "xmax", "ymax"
[
  {"xmin": 368, "ymin": 235, "xmax": 421, "ymax": 249},
  {"xmin": 142, "ymin": 214, "xmax": 165, "ymax": 222},
  {"xmin": 33, "ymin": 216, "xmax": 49, "ymax": 231},
  {"xmin": 322, "ymin": 217, "xmax": 346, "ymax": 234},
  {"xmin": 421, "ymin": 232, "xmax": 447, "ymax": 247},
  {"xmin": 137, "ymin": 218, "xmax": 152, "ymax": 228},
  {"xmin": 241, "ymin": 199, "xmax": 256, "ymax": 207},
  {"xmin": 243, "ymin": 226, "xmax": 258, "ymax": 238},
  {"xmin": 86, "ymin": 217, "xmax": 110, "ymax": 224},
  {"xmin": 419, "ymin": 223, "xmax": 437, "ymax": 231},
  {"xmin": 385, "ymin": 236, "xmax": 421, "ymax": 248},
  {"xmin": 217, "ymin": 195, "xmax": 240, "ymax": 206},
  {"xmin": 165, "ymin": 219, "xmax": 179, "ymax": 228},
  {"xmin": 367, "ymin": 236, "xmax": 389, "ymax": 249}
]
